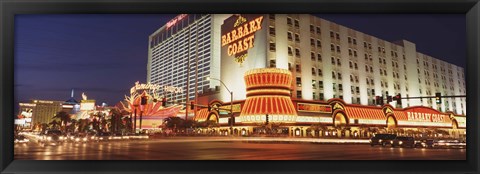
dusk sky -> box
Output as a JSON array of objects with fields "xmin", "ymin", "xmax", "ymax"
[{"xmin": 14, "ymin": 14, "xmax": 466, "ymax": 111}]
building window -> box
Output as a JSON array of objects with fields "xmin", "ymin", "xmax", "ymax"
[
  {"xmin": 269, "ymin": 42, "xmax": 276, "ymax": 51},
  {"xmin": 339, "ymin": 84, "xmax": 343, "ymax": 91},
  {"xmin": 269, "ymin": 26, "xmax": 275, "ymax": 36},
  {"xmin": 296, "ymin": 90, "xmax": 302, "ymax": 98},
  {"xmin": 337, "ymin": 58, "xmax": 341, "ymax": 66},
  {"xmin": 294, "ymin": 19, "xmax": 299, "ymax": 28},
  {"xmin": 296, "ymin": 77, "xmax": 302, "ymax": 87},
  {"xmin": 336, "ymin": 45, "xmax": 341, "ymax": 53},
  {"xmin": 296, "ymin": 64, "xmax": 301, "ymax": 72},
  {"xmin": 310, "ymin": 38, "xmax": 315, "ymax": 46},
  {"xmin": 331, "ymin": 57, "xmax": 335, "ymax": 65},
  {"xmin": 269, "ymin": 14, "xmax": 275, "ymax": 20},
  {"xmin": 269, "ymin": 59, "xmax": 276, "ymax": 68},
  {"xmin": 335, "ymin": 33, "xmax": 340, "ymax": 40},
  {"xmin": 349, "ymin": 61, "xmax": 353, "ymax": 69},
  {"xmin": 311, "ymin": 52, "xmax": 316, "ymax": 60},
  {"xmin": 318, "ymin": 69, "xmax": 322, "ymax": 76},
  {"xmin": 316, "ymin": 27, "xmax": 321, "ymax": 34},
  {"xmin": 319, "ymin": 81, "xmax": 324, "ymax": 89},
  {"xmin": 312, "ymin": 67, "xmax": 316, "ymax": 75},
  {"xmin": 288, "ymin": 47, "xmax": 293, "ymax": 56},
  {"xmin": 337, "ymin": 72, "xmax": 342, "ymax": 80},
  {"xmin": 354, "ymin": 63, "xmax": 358, "ymax": 70},
  {"xmin": 330, "ymin": 31, "xmax": 334, "ymax": 38},
  {"xmin": 332, "ymin": 71, "xmax": 336, "ymax": 79},
  {"xmin": 316, "ymin": 40, "xmax": 321, "ymax": 48},
  {"xmin": 312, "ymin": 80, "xmax": 316, "ymax": 88},
  {"xmin": 319, "ymin": 93, "xmax": 324, "ymax": 100},
  {"xmin": 295, "ymin": 48, "xmax": 300, "ymax": 57},
  {"xmin": 295, "ymin": 33, "xmax": 300, "ymax": 42},
  {"xmin": 310, "ymin": 25, "xmax": 315, "ymax": 33},
  {"xmin": 287, "ymin": 17, "xmax": 292, "ymax": 26},
  {"xmin": 317, "ymin": 53, "xmax": 322, "ymax": 61},
  {"xmin": 331, "ymin": 44, "xmax": 335, "ymax": 51},
  {"xmin": 287, "ymin": 32, "xmax": 293, "ymax": 41}
]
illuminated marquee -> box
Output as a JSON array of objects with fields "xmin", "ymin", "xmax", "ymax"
[
  {"xmin": 130, "ymin": 81, "xmax": 183, "ymax": 95},
  {"xmin": 221, "ymin": 14, "xmax": 264, "ymax": 64},
  {"xmin": 297, "ymin": 103, "xmax": 332, "ymax": 113},
  {"xmin": 166, "ymin": 14, "xmax": 187, "ymax": 29},
  {"xmin": 407, "ymin": 112, "xmax": 447, "ymax": 123}
]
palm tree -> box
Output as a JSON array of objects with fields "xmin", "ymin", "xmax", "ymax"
[
  {"xmin": 163, "ymin": 117, "xmax": 185, "ymax": 132},
  {"xmin": 48, "ymin": 120, "xmax": 60, "ymax": 130},
  {"xmin": 52, "ymin": 111, "xmax": 71, "ymax": 132}
]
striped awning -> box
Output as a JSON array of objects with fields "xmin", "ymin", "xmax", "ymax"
[
  {"xmin": 345, "ymin": 107, "xmax": 386, "ymax": 120},
  {"xmin": 241, "ymin": 96, "xmax": 297, "ymax": 116},
  {"xmin": 194, "ymin": 109, "xmax": 209, "ymax": 122},
  {"xmin": 393, "ymin": 111, "xmax": 408, "ymax": 121}
]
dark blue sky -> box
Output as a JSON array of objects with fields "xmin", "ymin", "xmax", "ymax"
[{"xmin": 14, "ymin": 14, "xmax": 466, "ymax": 108}]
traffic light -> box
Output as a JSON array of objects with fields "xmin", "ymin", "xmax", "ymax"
[
  {"xmin": 162, "ymin": 97, "xmax": 167, "ymax": 107},
  {"xmin": 379, "ymin": 96, "xmax": 384, "ymax": 105},
  {"xmin": 435, "ymin": 92, "xmax": 441, "ymax": 104},
  {"xmin": 141, "ymin": 96, "xmax": 147, "ymax": 105},
  {"xmin": 395, "ymin": 93, "xmax": 402, "ymax": 105},
  {"xmin": 265, "ymin": 114, "xmax": 269, "ymax": 125},
  {"xmin": 190, "ymin": 101, "xmax": 195, "ymax": 110},
  {"xmin": 387, "ymin": 96, "xmax": 392, "ymax": 103}
]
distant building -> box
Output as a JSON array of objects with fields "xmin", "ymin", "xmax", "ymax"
[{"xmin": 20, "ymin": 100, "xmax": 64, "ymax": 125}]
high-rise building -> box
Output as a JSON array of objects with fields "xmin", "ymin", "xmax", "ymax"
[
  {"xmin": 149, "ymin": 14, "xmax": 466, "ymax": 115},
  {"xmin": 147, "ymin": 14, "xmax": 230, "ymax": 103},
  {"xmin": 20, "ymin": 100, "xmax": 64, "ymax": 125}
]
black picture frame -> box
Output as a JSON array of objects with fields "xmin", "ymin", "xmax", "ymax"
[{"xmin": 1, "ymin": 0, "xmax": 479, "ymax": 173}]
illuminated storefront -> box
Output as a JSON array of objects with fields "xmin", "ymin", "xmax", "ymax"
[
  {"xmin": 194, "ymin": 68, "xmax": 466, "ymax": 138},
  {"xmin": 118, "ymin": 81, "xmax": 184, "ymax": 130}
]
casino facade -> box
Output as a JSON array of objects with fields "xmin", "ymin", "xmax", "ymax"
[
  {"xmin": 147, "ymin": 14, "xmax": 467, "ymax": 138},
  {"xmin": 193, "ymin": 68, "xmax": 466, "ymax": 138}
]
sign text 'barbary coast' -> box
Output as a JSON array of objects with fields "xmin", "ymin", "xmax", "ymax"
[
  {"xmin": 407, "ymin": 112, "xmax": 446, "ymax": 122},
  {"xmin": 221, "ymin": 14, "xmax": 264, "ymax": 64}
]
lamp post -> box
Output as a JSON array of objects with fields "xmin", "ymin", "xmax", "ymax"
[
  {"xmin": 206, "ymin": 77, "xmax": 233, "ymax": 135},
  {"xmin": 133, "ymin": 104, "xmax": 138, "ymax": 133}
]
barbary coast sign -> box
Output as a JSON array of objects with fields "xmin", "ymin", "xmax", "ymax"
[
  {"xmin": 221, "ymin": 14, "xmax": 264, "ymax": 64},
  {"xmin": 407, "ymin": 112, "xmax": 446, "ymax": 123}
]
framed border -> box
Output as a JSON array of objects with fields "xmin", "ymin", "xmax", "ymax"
[{"xmin": 1, "ymin": 0, "xmax": 479, "ymax": 173}]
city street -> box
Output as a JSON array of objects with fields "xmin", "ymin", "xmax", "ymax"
[{"xmin": 14, "ymin": 137, "xmax": 466, "ymax": 160}]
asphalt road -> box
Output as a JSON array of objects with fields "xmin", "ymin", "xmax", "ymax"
[{"xmin": 14, "ymin": 137, "xmax": 466, "ymax": 160}]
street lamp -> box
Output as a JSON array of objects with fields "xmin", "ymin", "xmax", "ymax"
[{"xmin": 206, "ymin": 77, "xmax": 234, "ymax": 135}]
